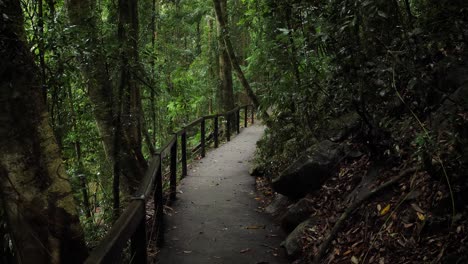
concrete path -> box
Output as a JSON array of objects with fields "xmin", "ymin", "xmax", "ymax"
[{"xmin": 157, "ymin": 125, "xmax": 288, "ymax": 264}]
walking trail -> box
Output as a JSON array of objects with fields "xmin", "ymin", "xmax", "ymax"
[{"xmin": 157, "ymin": 124, "xmax": 289, "ymax": 264}]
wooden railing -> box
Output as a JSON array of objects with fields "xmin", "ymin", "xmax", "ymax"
[{"xmin": 85, "ymin": 105, "xmax": 255, "ymax": 263}]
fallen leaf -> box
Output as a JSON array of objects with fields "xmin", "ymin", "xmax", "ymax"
[
  {"xmin": 240, "ymin": 248, "xmax": 251, "ymax": 253},
  {"xmin": 183, "ymin": 251, "xmax": 192, "ymax": 254},
  {"xmin": 334, "ymin": 248, "xmax": 340, "ymax": 255},
  {"xmin": 411, "ymin": 203, "xmax": 425, "ymax": 214},
  {"xmin": 380, "ymin": 204, "xmax": 391, "ymax": 216},
  {"xmin": 351, "ymin": 256, "xmax": 359, "ymax": 264},
  {"xmin": 245, "ymin": 225, "xmax": 266, "ymax": 229},
  {"xmin": 417, "ymin": 212, "xmax": 425, "ymax": 221}
]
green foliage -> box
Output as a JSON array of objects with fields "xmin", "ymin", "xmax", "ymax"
[
  {"xmin": 9, "ymin": 0, "xmax": 467, "ymax": 255},
  {"xmin": 249, "ymin": 0, "xmax": 468, "ymax": 178}
]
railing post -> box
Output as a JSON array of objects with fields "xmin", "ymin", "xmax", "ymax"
[
  {"xmin": 244, "ymin": 106, "xmax": 248, "ymax": 128},
  {"xmin": 251, "ymin": 106, "xmax": 255, "ymax": 125},
  {"xmin": 214, "ymin": 115, "xmax": 219, "ymax": 148},
  {"xmin": 236, "ymin": 107, "xmax": 240, "ymax": 134},
  {"xmin": 170, "ymin": 136, "xmax": 177, "ymax": 201},
  {"xmin": 226, "ymin": 114, "xmax": 231, "ymax": 141},
  {"xmin": 130, "ymin": 209, "xmax": 147, "ymax": 264},
  {"xmin": 154, "ymin": 154, "xmax": 164, "ymax": 247},
  {"xmin": 181, "ymin": 130, "xmax": 187, "ymax": 177},
  {"xmin": 201, "ymin": 117, "xmax": 206, "ymax": 157}
]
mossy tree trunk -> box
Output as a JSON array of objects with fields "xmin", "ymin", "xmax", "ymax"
[
  {"xmin": 216, "ymin": 0, "xmax": 235, "ymax": 114},
  {"xmin": 213, "ymin": 0, "xmax": 262, "ymax": 112},
  {"xmin": 65, "ymin": 0, "xmax": 147, "ymax": 193},
  {"xmin": 116, "ymin": 0, "xmax": 147, "ymax": 193},
  {"xmin": 0, "ymin": 1, "xmax": 88, "ymax": 263}
]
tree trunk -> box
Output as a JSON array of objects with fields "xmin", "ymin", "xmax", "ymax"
[
  {"xmin": 65, "ymin": 0, "xmax": 114, "ymax": 161},
  {"xmin": 37, "ymin": 0, "xmax": 47, "ymax": 103},
  {"xmin": 66, "ymin": 0, "xmax": 147, "ymax": 193},
  {"xmin": 0, "ymin": 1, "xmax": 88, "ymax": 263},
  {"xmin": 213, "ymin": 0, "xmax": 263, "ymax": 114},
  {"xmin": 116, "ymin": 0, "xmax": 147, "ymax": 193},
  {"xmin": 216, "ymin": 0, "xmax": 235, "ymax": 114}
]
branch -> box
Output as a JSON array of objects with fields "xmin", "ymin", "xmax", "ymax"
[{"xmin": 313, "ymin": 167, "xmax": 418, "ymax": 263}]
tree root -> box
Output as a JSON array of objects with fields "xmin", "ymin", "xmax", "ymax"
[{"xmin": 313, "ymin": 167, "xmax": 418, "ymax": 264}]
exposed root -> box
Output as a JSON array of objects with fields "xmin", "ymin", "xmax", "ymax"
[{"xmin": 313, "ymin": 167, "xmax": 418, "ymax": 264}]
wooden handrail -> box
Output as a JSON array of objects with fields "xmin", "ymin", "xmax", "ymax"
[
  {"xmin": 85, "ymin": 104, "xmax": 254, "ymax": 263},
  {"xmin": 135, "ymin": 156, "xmax": 161, "ymax": 198},
  {"xmin": 159, "ymin": 135, "xmax": 176, "ymax": 160},
  {"xmin": 85, "ymin": 201, "xmax": 145, "ymax": 263},
  {"xmin": 185, "ymin": 117, "xmax": 204, "ymax": 129}
]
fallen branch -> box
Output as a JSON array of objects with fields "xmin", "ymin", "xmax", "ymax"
[{"xmin": 313, "ymin": 167, "xmax": 418, "ymax": 264}]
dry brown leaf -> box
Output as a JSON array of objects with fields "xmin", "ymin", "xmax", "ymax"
[
  {"xmin": 245, "ymin": 225, "xmax": 266, "ymax": 229},
  {"xmin": 240, "ymin": 248, "xmax": 251, "ymax": 253},
  {"xmin": 403, "ymin": 223, "xmax": 414, "ymax": 228},
  {"xmin": 411, "ymin": 203, "xmax": 425, "ymax": 214}
]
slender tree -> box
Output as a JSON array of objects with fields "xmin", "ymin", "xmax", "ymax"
[
  {"xmin": 215, "ymin": 0, "xmax": 235, "ymax": 113},
  {"xmin": 0, "ymin": 0, "xmax": 88, "ymax": 263},
  {"xmin": 65, "ymin": 0, "xmax": 147, "ymax": 194},
  {"xmin": 213, "ymin": 0, "xmax": 262, "ymax": 111}
]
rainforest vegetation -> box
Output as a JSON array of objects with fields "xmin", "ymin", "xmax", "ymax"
[{"xmin": 0, "ymin": 0, "xmax": 467, "ymax": 263}]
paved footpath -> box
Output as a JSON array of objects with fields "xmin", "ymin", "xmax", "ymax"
[{"xmin": 157, "ymin": 125, "xmax": 289, "ymax": 264}]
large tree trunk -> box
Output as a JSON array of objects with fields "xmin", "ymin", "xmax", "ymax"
[
  {"xmin": 213, "ymin": 0, "xmax": 263, "ymax": 114},
  {"xmin": 0, "ymin": 1, "xmax": 88, "ymax": 263},
  {"xmin": 216, "ymin": 0, "xmax": 235, "ymax": 113},
  {"xmin": 65, "ymin": 0, "xmax": 114, "ymax": 161},
  {"xmin": 66, "ymin": 0, "xmax": 146, "ymax": 193},
  {"xmin": 116, "ymin": 0, "xmax": 147, "ymax": 192}
]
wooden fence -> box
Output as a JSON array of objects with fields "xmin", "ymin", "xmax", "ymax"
[{"xmin": 85, "ymin": 105, "xmax": 255, "ymax": 263}]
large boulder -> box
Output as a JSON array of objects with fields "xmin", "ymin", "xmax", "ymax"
[
  {"xmin": 281, "ymin": 198, "xmax": 314, "ymax": 232},
  {"xmin": 325, "ymin": 112, "xmax": 362, "ymax": 142},
  {"xmin": 430, "ymin": 65, "xmax": 468, "ymax": 185},
  {"xmin": 272, "ymin": 140, "xmax": 345, "ymax": 198},
  {"xmin": 264, "ymin": 194, "xmax": 292, "ymax": 217},
  {"xmin": 432, "ymin": 82, "xmax": 468, "ymax": 129},
  {"xmin": 281, "ymin": 218, "xmax": 316, "ymax": 257},
  {"xmin": 249, "ymin": 163, "xmax": 265, "ymax": 177}
]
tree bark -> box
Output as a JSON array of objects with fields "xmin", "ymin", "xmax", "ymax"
[
  {"xmin": 216, "ymin": 0, "xmax": 235, "ymax": 114},
  {"xmin": 65, "ymin": 0, "xmax": 114, "ymax": 161},
  {"xmin": 66, "ymin": 0, "xmax": 147, "ymax": 193},
  {"xmin": 213, "ymin": 0, "xmax": 262, "ymax": 112},
  {"xmin": 0, "ymin": 1, "xmax": 88, "ymax": 263},
  {"xmin": 116, "ymin": 0, "xmax": 147, "ymax": 193}
]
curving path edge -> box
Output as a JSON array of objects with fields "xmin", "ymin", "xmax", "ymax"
[{"xmin": 156, "ymin": 125, "xmax": 288, "ymax": 264}]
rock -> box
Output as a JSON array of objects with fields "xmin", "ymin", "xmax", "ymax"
[
  {"xmin": 272, "ymin": 140, "xmax": 345, "ymax": 198},
  {"xmin": 264, "ymin": 194, "xmax": 292, "ymax": 216},
  {"xmin": 446, "ymin": 66, "xmax": 468, "ymax": 88},
  {"xmin": 432, "ymin": 83, "xmax": 468, "ymax": 129},
  {"xmin": 280, "ymin": 198, "xmax": 314, "ymax": 232},
  {"xmin": 326, "ymin": 112, "xmax": 362, "ymax": 142},
  {"xmin": 430, "ymin": 67, "xmax": 468, "ymax": 185},
  {"xmin": 249, "ymin": 164, "xmax": 265, "ymax": 177},
  {"xmin": 281, "ymin": 218, "xmax": 316, "ymax": 257}
]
